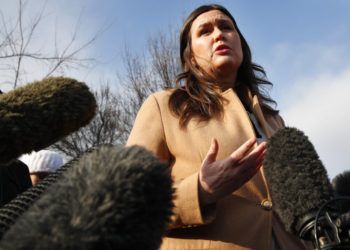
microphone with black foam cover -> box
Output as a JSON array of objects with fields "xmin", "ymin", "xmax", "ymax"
[
  {"xmin": 332, "ymin": 171, "xmax": 350, "ymax": 198},
  {"xmin": 263, "ymin": 127, "xmax": 334, "ymax": 243},
  {"xmin": 0, "ymin": 76, "xmax": 97, "ymax": 163},
  {"xmin": 332, "ymin": 171, "xmax": 350, "ymax": 226},
  {"xmin": 0, "ymin": 145, "xmax": 173, "ymax": 250}
]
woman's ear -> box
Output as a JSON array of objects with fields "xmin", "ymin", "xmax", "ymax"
[
  {"xmin": 190, "ymin": 56, "xmax": 197, "ymax": 68},
  {"xmin": 190, "ymin": 56, "xmax": 195, "ymax": 65}
]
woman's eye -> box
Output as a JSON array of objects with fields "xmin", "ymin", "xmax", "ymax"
[
  {"xmin": 199, "ymin": 28, "xmax": 210, "ymax": 36},
  {"xmin": 220, "ymin": 24, "xmax": 233, "ymax": 30}
]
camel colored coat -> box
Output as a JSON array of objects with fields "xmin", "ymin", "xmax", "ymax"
[{"xmin": 127, "ymin": 88, "xmax": 306, "ymax": 250}]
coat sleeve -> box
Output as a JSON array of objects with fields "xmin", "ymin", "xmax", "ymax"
[
  {"xmin": 126, "ymin": 94, "xmax": 216, "ymax": 228},
  {"xmin": 126, "ymin": 94, "xmax": 170, "ymax": 162}
]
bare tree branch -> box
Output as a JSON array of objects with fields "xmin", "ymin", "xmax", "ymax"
[
  {"xmin": 0, "ymin": 0, "xmax": 100, "ymax": 89},
  {"xmin": 116, "ymin": 28, "xmax": 180, "ymax": 135},
  {"xmin": 52, "ymin": 27, "xmax": 180, "ymax": 158},
  {"xmin": 51, "ymin": 84, "xmax": 125, "ymax": 159}
]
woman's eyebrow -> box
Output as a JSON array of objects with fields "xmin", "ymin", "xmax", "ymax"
[
  {"xmin": 197, "ymin": 22, "xmax": 211, "ymax": 30},
  {"xmin": 197, "ymin": 17, "xmax": 232, "ymax": 28},
  {"xmin": 215, "ymin": 18, "xmax": 233, "ymax": 26}
]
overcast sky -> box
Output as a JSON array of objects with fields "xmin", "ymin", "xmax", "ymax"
[{"xmin": 1, "ymin": 0, "xmax": 349, "ymax": 179}]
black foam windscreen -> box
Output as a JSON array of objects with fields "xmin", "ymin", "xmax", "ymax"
[
  {"xmin": 263, "ymin": 127, "xmax": 333, "ymax": 235},
  {"xmin": 0, "ymin": 146, "xmax": 173, "ymax": 250},
  {"xmin": 332, "ymin": 170, "xmax": 350, "ymax": 197},
  {"xmin": 0, "ymin": 77, "xmax": 96, "ymax": 163},
  {"xmin": 332, "ymin": 170, "xmax": 350, "ymax": 213}
]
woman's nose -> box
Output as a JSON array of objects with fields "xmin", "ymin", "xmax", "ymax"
[{"xmin": 213, "ymin": 28, "xmax": 223, "ymax": 42}]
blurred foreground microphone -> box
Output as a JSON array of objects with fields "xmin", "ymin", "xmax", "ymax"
[
  {"xmin": 0, "ymin": 77, "xmax": 96, "ymax": 163},
  {"xmin": 0, "ymin": 146, "xmax": 173, "ymax": 250},
  {"xmin": 332, "ymin": 171, "xmax": 350, "ymax": 198},
  {"xmin": 264, "ymin": 127, "xmax": 350, "ymax": 249},
  {"xmin": 332, "ymin": 171, "xmax": 350, "ymax": 223}
]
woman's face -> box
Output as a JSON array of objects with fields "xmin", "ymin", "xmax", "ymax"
[{"xmin": 189, "ymin": 10, "xmax": 243, "ymax": 80}]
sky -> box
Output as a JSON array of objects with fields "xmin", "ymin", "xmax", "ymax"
[{"xmin": 0, "ymin": 0, "xmax": 349, "ymax": 179}]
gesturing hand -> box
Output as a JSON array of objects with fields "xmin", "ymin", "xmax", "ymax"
[{"xmin": 198, "ymin": 138, "xmax": 267, "ymax": 205}]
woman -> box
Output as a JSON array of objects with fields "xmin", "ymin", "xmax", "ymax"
[{"xmin": 127, "ymin": 4, "xmax": 306, "ymax": 250}]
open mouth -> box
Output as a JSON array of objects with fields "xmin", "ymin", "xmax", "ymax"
[{"xmin": 214, "ymin": 45, "xmax": 231, "ymax": 54}]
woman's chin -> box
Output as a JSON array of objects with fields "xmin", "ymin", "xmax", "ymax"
[{"xmin": 214, "ymin": 60, "xmax": 240, "ymax": 73}]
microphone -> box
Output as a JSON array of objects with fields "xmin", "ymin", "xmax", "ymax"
[
  {"xmin": 0, "ymin": 145, "xmax": 173, "ymax": 250},
  {"xmin": 0, "ymin": 77, "xmax": 96, "ymax": 163},
  {"xmin": 332, "ymin": 171, "xmax": 350, "ymax": 198},
  {"xmin": 263, "ymin": 127, "xmax": 350, "ymax": 249},
  {"xmin": 332, "ymin": 171, "xmax": 350, "ymax": 223}
]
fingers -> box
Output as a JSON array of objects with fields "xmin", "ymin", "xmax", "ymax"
[
  {"xmin": 229, "ymin": 138, "xmax": 257, "ymax": 163},
  {"xmin": 235, "ymin": 147, "xmax": 266, "ymax": 187},
  {"xmin": 202, "ymin": 138, "xmax": 219, "ymax": 166},
  {"xmin": 250, "ymin": 141, "xmax": 267, "ymax": 157},
  {"xmin": 240, "ymin": 142, "xmax": 267, "ymax": 170}
]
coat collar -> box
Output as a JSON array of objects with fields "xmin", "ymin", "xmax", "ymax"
[{"xmin": 221, "ymin": 87, "xmax": 273, "ymax": 138}]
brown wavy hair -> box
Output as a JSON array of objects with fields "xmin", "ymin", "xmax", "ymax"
[{"xmin": 169, "ymin": 4, "xmax": 279, "ymax": 128}]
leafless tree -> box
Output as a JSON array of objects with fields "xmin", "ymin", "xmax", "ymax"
[
  {"xmin": 52, "ymin": 29, "xmax": 180, "ymax": 158},
  {"xmin": 0, "ymin": 0, "xmax": 99, "ymax": 89},
  {"xmin": 148, "ymin": 29, "xmax": 179, "ymax": 89},
  {"xmin": 51, "ymin": 84, "xmax": 124, "ymax": 159},
  {"xmin": 117, "ymin": 29, "xmax": 180, "ymax": 136}
]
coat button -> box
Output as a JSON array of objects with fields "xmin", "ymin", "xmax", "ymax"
[{"xmin": 261, "ymin": 199, "xmax": 273, "ymax": 210}]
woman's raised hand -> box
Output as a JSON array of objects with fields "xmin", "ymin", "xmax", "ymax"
[{"xmin": 198, "ymin": 138, "xmax": 267, "ymax": 205}]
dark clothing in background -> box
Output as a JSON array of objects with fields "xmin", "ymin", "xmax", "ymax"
[
  {"xmin": 0, "ymin": 160, "xmax": 32, "ymax": 207},
  {"xmin": 0, "ymin": 89, "xmax": 32, "ymax": 205}
]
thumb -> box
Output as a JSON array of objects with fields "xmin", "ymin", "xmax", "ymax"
[{"xmin": 202, "ymin": 138, "xmax": 219, "ymax": 166}]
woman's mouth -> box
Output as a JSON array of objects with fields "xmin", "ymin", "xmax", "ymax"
[{"xmin": 214, "ymin": 45, "xmax": 231, "ymax": 55}]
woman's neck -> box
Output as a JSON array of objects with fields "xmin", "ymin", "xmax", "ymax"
[
  {"xmin": 216, "ymin": 78, "xmax": 237, "ymax": 92},
  {"xmin": 214, "ymin": 70, "xmax": 237, "ymax": 91}
]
